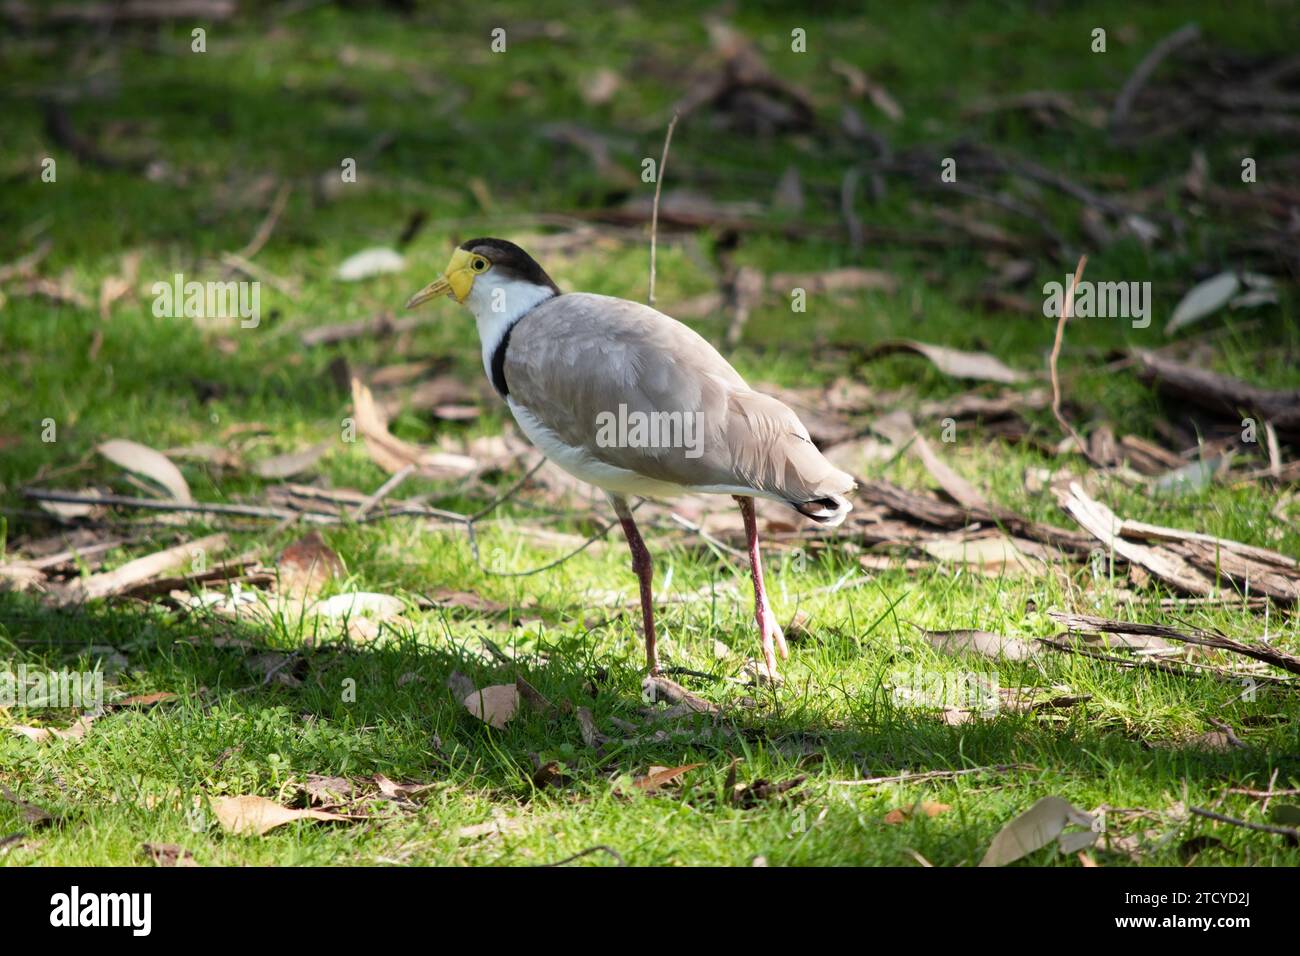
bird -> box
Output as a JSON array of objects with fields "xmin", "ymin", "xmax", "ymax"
[{"xmin": 406, "ymin": 238, "xmax": 854, "ymax": 680}]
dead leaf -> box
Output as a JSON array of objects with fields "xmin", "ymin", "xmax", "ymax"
[
  {"xmin": 921, "ymin": 534, "xmax": 1043, "ymax": 575},
  {"xmin": 302, "ymin": 775, "xmax": 355, "ymax": 805},
  {"xmin": 634, "ymin": 763, "xmax": 704, "ymax": 793},
  {"xmin": 531, "ymin": 761, "xmax": 570, "ymax": 788},
  {"xmin": 733, "ymin": 775, "xmax": 806, "ymax": 809},
  {"xmin": 580, "ymin": 67, "xmax": 621, "ymax": 106},
  {"xmin": 0, "ymin": 786, "xmax": 53, "ymax": 827},
  {"xmin": 11, "ymin": 716, "xmax": 95, "ymax": 744},
  {"xmin": 313, "ymin": 591, "xmax": 404, "ymax": 620},
  {"xmin": 253, "ymin": 441, "xmax": 331, "ymax": 479},
  {"xmin": 463, "ymin": 684, "xmax": 518, "ymax": 729},
  {"xmin": 277, "ymin": 531, "xmax": 344, "ymax": 598},
  {"xmin": 576, "ymin": 706, "xmax": 611, "ymax": 750},
  {"xmin": 97, "ymin": 438, "xmax": 192, "ymax": 501},
  {"xmin": 350, "ymin": 378, "xmax": 478, "ymax": 479},
  {"xmin": 884, "ymin": 801, "xmax": 951, "ymax": 824},
  {"xmin": 142, "ymin": 842, "xmax": 198, "ymax": 867},
  {"xmin": 457, "ymin": 812, "xmax": 526, "ymax": 841},
  {"xmin": 210, "ymin": 794, "xmax": 348, "ymax": 836},
  {"xmin": 372, "ymin": 773, "xmax": 430, "ymax": 801},
  {"xmin": 980, "ymin": 796, "xmax": 1095, "ymax": 866},
  {"xmin": 515, "ymin": 676, "xmax": 555, "ymax": 716},
  {"xmin": 118, "ymin": 691, "xmax": 178, "ymax": 707},
  {"xmin": 861, "ymin": 340, "xmax": 1028, "ymax": 384},
  {"xmin": 923, "ymin": 628, "xmax": 1040, "ymax": 661},
  {"xmin": 445, "ymin": 670, "xmax": 476, "ymax": 701},
  {"xmin": 336, "ymin": 247, "xmax": 405, "ymax": 281},
  {"xmin": 1165, "ymin": 272, "xmax": 1239, "ymax": 335},
  {"xmin": 912, "ymin": 433, "xmax": 988, "ymax": 511}
]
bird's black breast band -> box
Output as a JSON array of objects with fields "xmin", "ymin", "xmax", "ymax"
[{"xmin": 489, "ymin": 322, "xmax": 515, "ymax": 398}]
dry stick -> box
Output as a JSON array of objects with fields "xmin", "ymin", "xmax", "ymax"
[
  {"xmin": 1036, "ymin": 634, "xmax": 1297, "ymax": 687},
  {"xmin": 647, "ymin": 112, "xmax": 679, "ymax": 306},
  {"xmin": 1189, "ymin": 806, "xmax": 1299, "ymax": 840},
  {"xmin": 354, "ymin": 463, "xmax": 415, "ymax": 520},
  {"xmin": 1110, "ymin": 23, "xmax": 1201, "ymax": 134},
  {"xmin": 539, "ymin": 844, "xmax": 627, "ymax": 867},
  {"xmin": 24, "ymin": 488, "xmax": 333, "ymax": 524},
  {"xmin": 830, "ymin": 764, "xmax": 1031, "ymax": 787},
  {"xmin": 1227, "ymin": 786, "xmax": 1300, "ymax": 799},
  {"xmin": 21, "ymin": 487, "xmax": 466, "ymax": 527},
  {"xmin": 234, "ymin": 181, "xmax": 292, "ymax": 261},
  {"xmin": 1048, "ymin": 254, "xmax": 1105, "ymax": 467}
]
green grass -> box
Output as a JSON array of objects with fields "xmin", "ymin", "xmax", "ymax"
[{"xmin": 1, "ymin": 1, "xmax": 1298, "ymax": 866}]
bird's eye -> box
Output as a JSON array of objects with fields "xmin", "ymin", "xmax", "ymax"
[{"xmin": 471, "ymin": 257, "xmax": 489, "ymax": 272}]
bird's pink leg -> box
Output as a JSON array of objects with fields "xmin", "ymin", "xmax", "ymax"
[
  {"xmin": 735, "ymin": 495, "xmax": 787, "ymax": 680},
  {"xmin": 611, "ymin": 495, "xmax": 658, "ymax": 674}
]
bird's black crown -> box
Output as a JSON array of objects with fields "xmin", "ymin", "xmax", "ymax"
[{"xmin": 460, "ymin": 237, "xmax": 560, "ymax": 293}]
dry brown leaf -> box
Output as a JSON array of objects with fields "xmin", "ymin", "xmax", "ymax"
[
  {"xmin": 210, "ymin": 795, "xmax": 348, "ymax": 836},
  {"xmin": 302, "ymin": 775, "xmax": 355, "ymax": 805},
  {"xmin": 457, "ymin": 812, "xmax": 526, "ymax": 841},
  {"xmin": 142, "ymin": 842, "xmax": 198, "ymax": 867},
  {"xmin": 253, "ymin": 440, "xmax": 331, "ymax": 479},
  {"xmin": 313, "ymin": 591, "xmax": 404, "ymax": 620},
  {"xmin": 350, "ymin": 378, "xmax": 478, "ymax": 479},
  {"xmin": 580, "ymin": 67, "xmax": 621, "ymax": 106},
  {"xmin": 634, "ymin": 763, "xmax": 704, "ymax": 793},
  {"xmin": 118, "ymin": 691, "xmax": 178, "ymax": 707},
  {"xmin": 912, "ymin": 434, "xmax": 988, "ymax": 511},
  {"xmin": 884, "ymin": 800, "xmax": 951, "ymax": 824},
  {"xmin": 97, "ymin": 439, "xmax": 193, "ymax": 502},
  {"xmin": 921, "ymin": 535, "xmax": 1043, "ymax": 575},
  {"xmin": 276, "ymin": 531, "xmax": 344, "ymax": 598},
  {"xmin": 463, "ymin": 684, "xmax": 519, "ymax": 729},
  {"xmin": 11, "ymin": 716, "xmax": 95, "ymax": 744},
  {"xmin": 923, "ymin": 628, "xmax": 1040, "ymax": 661},
  {"xmin": 862, "ymin": 340, "xmax": 1029, "ymax": 385},
  {"xmin": 1, "ymin": 785, "xmax": 54, "ymax": 827},
  {"xmin": 979, "ymin": 796, "xmax": 1095, "ymax": 867},
  {"xmin": 732, "ymin": 775, "xmax": 806, "ymax": 809},
  {"xmin": 372, "ymin": 773, "xmax": 430, "ymax": 801}
]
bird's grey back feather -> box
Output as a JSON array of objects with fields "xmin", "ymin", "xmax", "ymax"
[{"xmin": 503, "ymin": 293, "xmax": 855, "ymax": 512}]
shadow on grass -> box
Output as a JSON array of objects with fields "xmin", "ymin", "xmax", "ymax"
[{"xmin": 4, "ymin": 590, "xmax": 1295, "ymax": 810}]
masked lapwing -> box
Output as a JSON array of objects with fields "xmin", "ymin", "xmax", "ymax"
[{"xmin": 406, "ymin": 239, "xmax": 854, "ymax": 679}]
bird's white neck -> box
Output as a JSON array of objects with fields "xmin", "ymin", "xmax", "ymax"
[{"xmin": 464, "ymin": 275, "xmax": 557, "ymax": 382}]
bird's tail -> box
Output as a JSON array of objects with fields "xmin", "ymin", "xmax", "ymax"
[{"xmin": 791, "ymin": 493, "xmax": 853, "ymax": 527}]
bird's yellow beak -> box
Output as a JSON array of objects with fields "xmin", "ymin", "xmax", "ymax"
[{"xmin": 405, "ymin": 248, "xmax": 475, "ymax": 308}]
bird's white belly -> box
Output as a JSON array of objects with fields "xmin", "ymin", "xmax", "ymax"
[
  {"xmin": 507, "ymin": 399, "xmax": 693, "ymax": 499},
  {"xmin": 506, "ymin": 398, "xmax": 776, "ymax": 502}
]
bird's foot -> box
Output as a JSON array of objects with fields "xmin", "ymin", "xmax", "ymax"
[{"xmin": 755, "ymin": 601, "xmax": 786, "ymax": 681}]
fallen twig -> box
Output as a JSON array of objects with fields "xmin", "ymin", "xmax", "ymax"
[
  {"xmin": 1189, "ymin": 806, "xmax": 1299, "ymax": 841},
  {"xmin": 1111, "ymin": 23, "xmax": 1202, "ymax": 136},
  {"xmin": 1049, "ymin": 611, "xmax": 1300, "ymax": 677},
  {"xmin": 539, "ymin": 844, "xmax": 626, "ymax": 867},
  {"xmin": 1048, "ymin": 255, "xmax": 1103, "ymax": 465},
  {"xmin": 233, "ymin": 181, "xmax": 292, "ymax": 262},
  {"xmin": 354, "ymin": 463, "xmax": 415, "ymax": 519}
]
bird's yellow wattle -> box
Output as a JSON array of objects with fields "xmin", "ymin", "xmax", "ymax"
[{"xmin": 405, "ymin": 248, "xmax": 475, "ymax": 308}]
